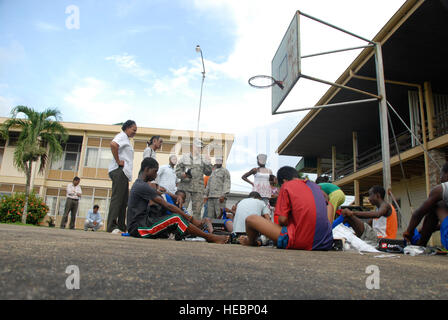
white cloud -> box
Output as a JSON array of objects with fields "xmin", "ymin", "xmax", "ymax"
[
  {"xmin": 105, "ymin": 53, "xmax": 153, "ymax": 79},
  {"xmin": 35, "ymin": 21, "xmax": 62, "ymax": 32},
  {"xmin": 126, "ymin": 25, "xmax": 171, "ymax": 35},
  {"xmin": 63, "ymin": 77, "xmax": 134, "ymax": 123}
]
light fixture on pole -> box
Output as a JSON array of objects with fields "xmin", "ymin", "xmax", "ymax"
[{"xmin": 195, "ymin": 45, "xmax": 205, "ymax": 134}]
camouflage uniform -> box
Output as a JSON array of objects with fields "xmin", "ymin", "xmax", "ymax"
[
  {"xmin": 205, "ymin": 166, "xmax": 231, "ymax": 219},
  {"xmin": 176, "ymin": 153, "xmax": 212, "ymax": 219}
]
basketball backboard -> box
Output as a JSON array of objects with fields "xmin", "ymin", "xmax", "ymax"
[{"xmin": 271, "ymin": 11, "xmax": 301, "ymax": 114}]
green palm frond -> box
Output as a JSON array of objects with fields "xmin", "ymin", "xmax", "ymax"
[{"xmin": 1, "ymin": 105, "xmax": 67, "ymax": 175}]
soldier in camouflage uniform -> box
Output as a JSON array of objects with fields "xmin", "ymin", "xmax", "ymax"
[
  {"xmin": 176, "ymin": 139, "xmax": 212, "ymax": 220},
  {"xmin": 204, "ymin": 157, "xmax": 231, "ymax": 219}
]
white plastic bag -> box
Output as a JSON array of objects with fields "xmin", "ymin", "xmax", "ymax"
[
  {"xmin": 403, "ymin": 245, "xmax": 425, "ymax": 256},
  {"xmin": 332, "ymin": 224, "xmax": 380, "ymax": 253}
]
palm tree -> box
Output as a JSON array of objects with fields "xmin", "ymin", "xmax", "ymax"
[{"xmin": 1, "ymin": 106, "xmax": 68, "ymax": 224}]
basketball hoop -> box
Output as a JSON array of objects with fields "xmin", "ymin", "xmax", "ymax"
[{"xmin": 248, "ymin": 75, "xmax": 284, "ymax": 89}]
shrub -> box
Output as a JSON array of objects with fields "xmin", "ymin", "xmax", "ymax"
[{"xmin": 0, "ymin": 192, "xmax": 49, "ymax": 225}]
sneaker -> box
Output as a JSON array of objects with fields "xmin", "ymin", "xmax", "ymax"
[
  {"xmin": 260, "ymin": 235, "xmax": 269, "ymax": 246},
  {"xmin": 111, "ymin": 229, "xmax": 122, "ymax": 234}
]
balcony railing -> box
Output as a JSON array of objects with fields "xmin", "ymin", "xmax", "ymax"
[
  {"xmin": 435, "ymin": 108, "xmax": 448, "ymax": 137},
  {"xmin": 324, "ymin": 131, "xmax": 413, "ymax": 181}
]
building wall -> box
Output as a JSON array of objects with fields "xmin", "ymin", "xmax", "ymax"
[
  {"xmin": 0, "ymin": 146, "xmax": 26, "ymax": 178},
  {"xmin": 391, "ymin": 174, "xmax": 442, "ymax": 245},
  {"xmin": 391, "ymin": 174, "xmax": 427, "ymax": 229}
]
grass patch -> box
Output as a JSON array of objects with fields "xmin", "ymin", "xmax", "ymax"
[{"xmin": 0, "ymin": 221, "xmax": 46, "ymax": 227}]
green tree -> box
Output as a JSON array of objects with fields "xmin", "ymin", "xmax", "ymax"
[{"xmin": 1, "ymin": 106, "xmax": 68, "ymax": 224}]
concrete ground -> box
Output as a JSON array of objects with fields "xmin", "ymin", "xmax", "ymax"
[{"xmin": 0, "ymin": 223, "xmax": 447, "ymax": 300}]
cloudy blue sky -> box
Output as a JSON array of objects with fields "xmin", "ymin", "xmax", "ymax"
[{"xmin": 0, "ymin": 0, "xmax": 405, "ymax": 191}]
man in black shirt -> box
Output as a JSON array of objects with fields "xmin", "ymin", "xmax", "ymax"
[{"xmin": 127, "ymin": 157, "xmax": 229, "ymax": 244}]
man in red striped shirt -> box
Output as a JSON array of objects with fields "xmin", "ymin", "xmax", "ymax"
[
  {"xmin": 239, "ymin": 166, "xmax": 333, "ymax": 250},
  {"xmin": 127, "ymin": 157, "xmax": 228, "ymax": 244}
]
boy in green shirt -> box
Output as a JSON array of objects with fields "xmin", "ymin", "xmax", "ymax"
[{"xmin": 315, "ymin": 176, "xmax": 346, "ymax": 223}]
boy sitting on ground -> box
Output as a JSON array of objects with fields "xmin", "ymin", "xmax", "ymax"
[
  {"xmin": 232, "ymin": 192, "xmax": 271, "ymax": 234},
  {"xmin": 239, "ymin": 166, "xmax": 333, "ymax": 251},
  {"xmin": 171, "ymin": 190, "xmax": 214, "ymax": 234},
  {"xmin": 315, "ymin": 176, "xmax": 346, "ymax": 224},
  {"xmin": 215, "ymin": 204, "xmax": 238, "ymax": 233},
  {"xmin": 403, "ymin": 162, "xmax": 448, "ymax": 249},
  {"xmin": 339, "ymin": 185, "xmax": 397, "ymax": 245},
  {"xmin": 127, "ymin": 157, "xmax": 228, "ymax": 244}
]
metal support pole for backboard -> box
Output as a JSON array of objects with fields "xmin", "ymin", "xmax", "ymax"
[
  {"xmin": 298, "ymin": 11, "xmax": 375, "ymax": 44},
  {"xmin": 374, "ymin": 42, "xmax": 392, "ymax": 199},
  {"xmin": 299, "ymin": 74, "xmax": 381, "ymax": 99},
  {"xmin": 273, "ymin": 98, "xmax": 378, "ymax": 115},
  {"xmin": 301, "ymin": 44, "xmax": 373, "ymax": 59}
]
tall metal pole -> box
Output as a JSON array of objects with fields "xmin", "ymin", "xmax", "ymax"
[
  {"xmin": 374, "ymin": 42, "xmax": 391, "ymax": 199},
  {"xmin": 196, "ymin": 46, "xmax": 205, "ymax": 134}
]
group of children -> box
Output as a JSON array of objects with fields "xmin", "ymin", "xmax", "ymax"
[{"xmin": 127, "ymin": 157, "xmax": 448, "ymax": 252}]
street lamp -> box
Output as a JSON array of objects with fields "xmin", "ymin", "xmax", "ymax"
[{"xmin": 196, "ymin": 45, "xmax": 206, "ymax": 134}]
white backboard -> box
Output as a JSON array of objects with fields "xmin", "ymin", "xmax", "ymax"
[{"xmin": 272, "ymin": 11, "xmax": 301, "ymax": 114}]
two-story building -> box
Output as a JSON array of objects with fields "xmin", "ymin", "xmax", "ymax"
[
  {"xmin": 277, "ymin": 0, "xmax": 448, "ymax": 237},
  {"xmin": 0, "ymin": 118, "xmax": 234, "ymax": 229}
]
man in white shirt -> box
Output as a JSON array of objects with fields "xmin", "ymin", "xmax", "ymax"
[
  {"xmin": 84, "ymin": 205, "xmax": 103, "ymax": 231},
  {"xmin": 60, "ymin": 177, "xmax": 82, "ymax": 229},
  {"xmin": 232, "ymin": 192, "xmax": 271, "ymax": 233},
  {"xmin": 156, "ymin": 155, "xmax": 178, "ymax": 194},
  {"xmin": 108, "ymin": 120, "xmax": 137, "ymax": 233}
]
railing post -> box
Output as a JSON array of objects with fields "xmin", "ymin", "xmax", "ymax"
[
  {"xmin": 418, "ymin": 85, "xmax": 430, "ymax": 196},
  {"xmin": 332, "ymin": 146, "xmax": 336, "ymax": 182},
  {"xmin": 317, "ymin": 157, "xmax": 322, "ymax": 176},
  {"xmin": 353, "ymin": 131, "xmax": 360, "ymax": 205},
  {"xmin": 424, "ymin": 81, "xmax": 435, "ymax": 140}
]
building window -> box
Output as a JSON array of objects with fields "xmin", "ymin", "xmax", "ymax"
[
  {"xmin": 77, "ymin": 196, "xmax": 93, "ymax": 218},
  {"xmin": 84, "ymin": 146, "xmax": 113, "ymax": 169},
  {"xmin": 7, "ymin": 131, "xmax": 19, "ymax": 147},
  {"xmin": 84, "ymin": 137, "xmax": 113, "ymax": 169},
  {"xmin": 58, "ymin": 198, "xmax": 66, "ymax": 216},
  {"xmin": 84, "ymin": 148, "xmax": 98, "ymax": 168},
  {"xmin": 82, "ymin": 137, "xmax": 113, "ymax": 179},
  {"xmin": 50, "ymin": 143, "xmax": 81, "ymax": 171},
  {"xmin": 45, "ymin": 196, "xmax": 58, "ymax": 216},
  {"xmin": 0, "ymin": 184, "xmax": 37, "ymax": 196}
]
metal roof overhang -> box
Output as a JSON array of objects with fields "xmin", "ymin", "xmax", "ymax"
[{"xmin": 277, "ymin": 0, "xmax": 448, "ymax": 158}]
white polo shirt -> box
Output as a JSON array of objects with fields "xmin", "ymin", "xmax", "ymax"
[
  {"xmin": 108, "ymin": 131, "xmax": 134, "ymax": 181},
  {"xmin": 156, "ymin": 164, "xmax": 178, "ymax": 194},
  {"xmin": 232, "ymin": 198, "xmax": 270, "ymax": 233},
  {"xmin": 66, "ymin": 183, "xmax": 82, "ymax": 200}
]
